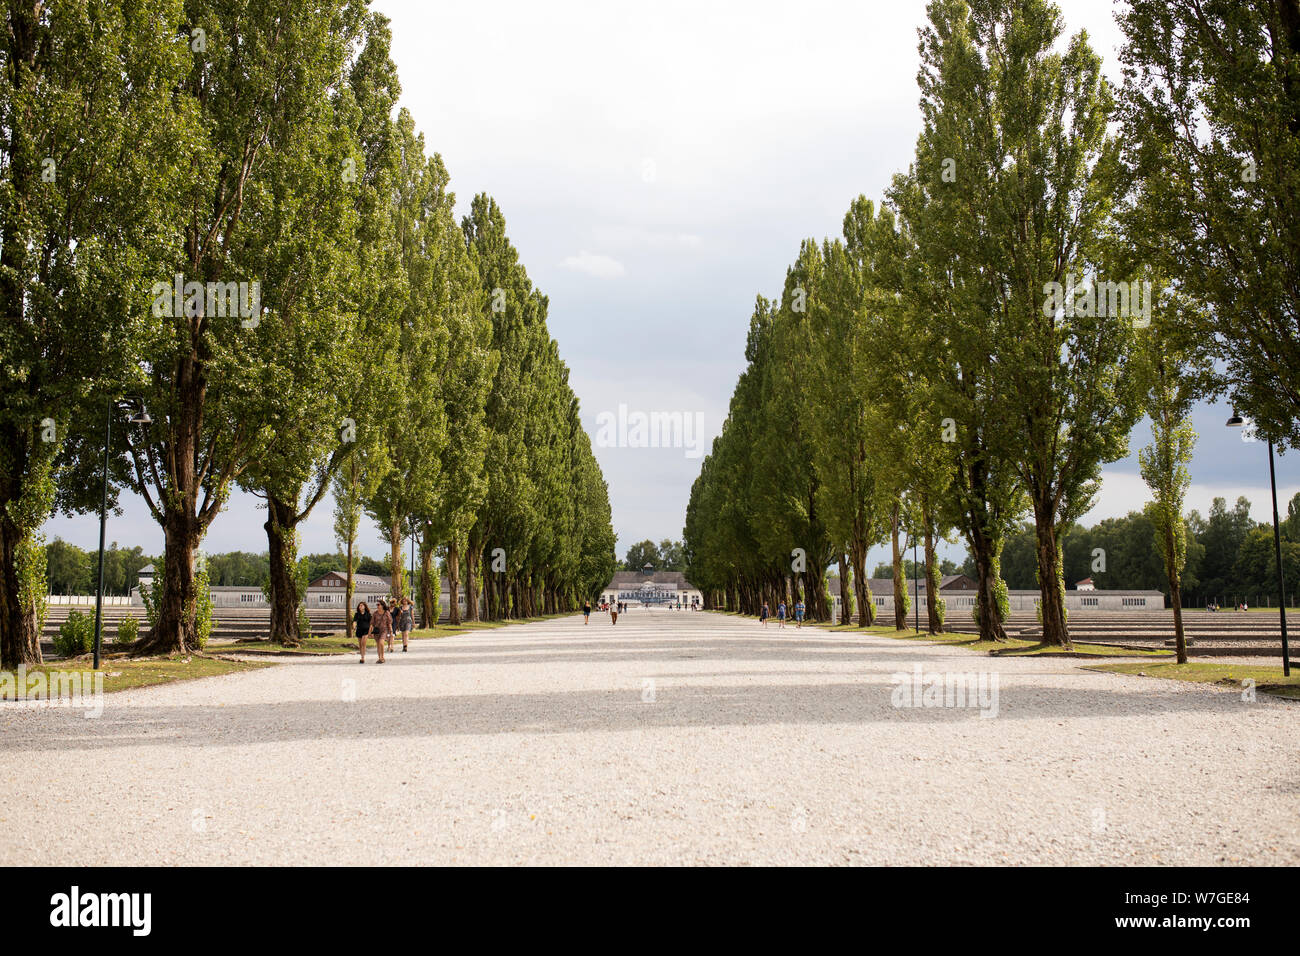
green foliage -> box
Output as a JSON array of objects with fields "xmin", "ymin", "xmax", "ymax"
[
  {"xmin": 1118, "ymin": 0, "xmax": 1300, "ymax": 449},
  {"xmin": 625, "ymin": 541, "xmax": 661, "ymax": 570},
  {"xmin": 18, "ymin": 532, "xmax": 48, "ymax": 635},
  {"xmin": 115, "ymin": 615, "xmax": 139, "ymax": 648},
  {"xmin": 54, "ymin": 610, "xmax": 95, "ymax": 658}
]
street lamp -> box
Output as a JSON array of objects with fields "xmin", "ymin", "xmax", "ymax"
[
  {"xmin": 93, "ymin": 396, "xmax": 150, "ymax": 670},
  {"xmin": 1226, "ymin": 410, "xmax": 1292, "ymax": 676}
]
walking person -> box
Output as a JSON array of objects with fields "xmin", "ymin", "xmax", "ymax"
[
  {"xmin": 396, "ymin": 596, "xmax": 415, "ymax": 652},
  {"xmin": 777, "ymin": 600, "xmax": 787, "ymax": 628},
  {"xmin": 583, "ymin": 599, "xmax": 592, "ymax": 624},
  {"xmin": 355, "ymin": 601, "xmax": 381, "ymax": 664},
  {"xmin": 611, "ymin": 602, "xmax": 619, "ymax": 625},
  {"xmin": 794, "ymin": 598, "xmax": 805, "ymax": 628},
  {"xmin": 369, "ymin": 599, "xmax": 392, "ymax": 663},
  {"xmin": 760, "ymin": 601, "xmax": 770, "ymax": 627}
]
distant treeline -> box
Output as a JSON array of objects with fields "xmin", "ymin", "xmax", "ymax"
[{"xmin": 977, "ymin": 495, "xmax": 1300, "ymax": 606}]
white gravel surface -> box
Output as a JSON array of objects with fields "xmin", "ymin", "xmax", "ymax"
[{"xmin": 2, "ymin": 609, "xmax": 1295, "ymax": 865}]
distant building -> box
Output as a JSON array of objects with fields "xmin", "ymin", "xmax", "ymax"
[
  {"xmin": 824, "ymin": 572, "xmax": 1162, "ymax": 620},
  {"xmin": 603, "ymin": 569, "xmax": 702, "ymax": 606},
  {"xmin": 133, "ymin": 566, "xmax": 470, "ymax": 617}
]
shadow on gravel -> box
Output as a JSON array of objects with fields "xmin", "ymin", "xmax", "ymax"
[{"xmin": 0, "ymin": 674, "xmax": 1256, "ymax": 754}]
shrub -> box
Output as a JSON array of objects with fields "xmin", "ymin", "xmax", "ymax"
[
  {"xmin": 54, "ymin": 610, "xmax": 95, "ymax": 658},
  {"xmin": 115, "ymin": 615, "xmax": 139, "ymax": 647}
]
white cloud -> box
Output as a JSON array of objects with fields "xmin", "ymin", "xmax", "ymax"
[{"xmin": 560, "ymin": 250, "xmax": 626, "ymax": 278}]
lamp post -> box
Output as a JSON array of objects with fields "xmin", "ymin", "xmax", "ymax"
[
  {"xmin": 93, "ymin": 397, "xmax": 150, "ymax": 670},
  {"xmin": 1226, "ymin": 411, "xmax": 1291, "ymax": 676}
]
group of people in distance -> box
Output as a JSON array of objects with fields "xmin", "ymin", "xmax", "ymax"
[
  {"xmin": 758, "ymin": 599, "xmax": 805, "ymax": 628},
  {"xmin": 582, "ymin": 599, "xmax": 628, "ymax": 624},
  {"xmin": 351, "ymin": 596, "xmax": 416, "ymax": 663},
  {"xmin": 1207, "ymin": 602, "xmax": 1248, "ymax": 612}
]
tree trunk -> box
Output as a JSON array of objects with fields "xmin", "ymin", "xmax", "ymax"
[
  {"xmin": 891, "ymin": 500, "xmax": 907, "ymax": 630},
  {"xmin": 419, "ymin": 541, "xmax": 436, "ymax": 628},
  {"xmin": 1033, "ymin": 511, "xmax": 1069, "ymax": 648},
  {"xmin": 465, "ymin": 540, "xmax": 480, "ymax": 622},
  {"xmin": 1166, "ymin": 523, "xmax": 1187, "ymax": 664},
  {"xmin": 344, "ymin": 533, "xmax": 355, "ymax": 634},
  {"xmin": 850, "ymin": 537, "xmax": 873, "ymax": 626},
  {"xmin": 446, "ymin": 539, "xmax": 462, "ymax": 625},
  {"xmin": 837, "ymin": 552, "xmax": 851, "ymax": 626},
  {"xmin": 265, "ymin": 492, "xmax": 301, "ymax": 646},
  {"xmin": 389, "ymin": 520, "xmax": 404, "ymax": 603},
  {"xmin": 136, "ymin": 349, "xmax": 207, "ymax": 656},
  {"xmin": 137, "ymin": 508, "xmax": 200, "ymax": 655},
  {"xmin": 970, "ymin": 528, "xmax": 1008, "ymax": 643},
  {"xmin": 924, "ymin": 516, "xmax": 943, "ymax": 634},
  {"xmin": 0, "ymin": 516, "xmax": 42, "ymax": 669}
]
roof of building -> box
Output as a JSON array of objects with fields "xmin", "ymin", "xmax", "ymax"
[
  {"xmin": 308, "ymin": 570, "xmax": 391, "ymax": 590},
  {"xmin": 607, "ymin": 570, "xmax": 696, "ymax": 589}
]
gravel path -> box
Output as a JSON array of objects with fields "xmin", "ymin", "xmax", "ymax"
[{"xmin": 2, "ymin": 610, "xmax": 1295, "ymax": 865}]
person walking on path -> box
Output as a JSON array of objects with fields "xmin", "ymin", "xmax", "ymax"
[
  {"xmin": 794, "ymin": 599, "xmax": 805, "ymax": 628},
  {"xmin": 369, "ymin": 600, "xmax": 392, "ymax": 663},
  {"xmin": 777, "ymin": 601, "xmax": 787, "ymax": 628},
  {"xmin": 583, "ymin": 599, "xmax": 592, "ymax": 624},
  {"xmin": 760, "ymin": 601, "xmax": 770, "ymax": 627},
  {"xmin": 353, "ymin": 602, "xmax": 372, "ymax": 663},
  {"xmin": 396, "ymin": 596, "xmax": 415, "ymax": 652},
  {"xmin": 611, "ymin": 602, "xmax": 619, "ymax": 625},
  {"xmin": 351, "ymin": 600, "xmax": 371, "ymax": 660}
]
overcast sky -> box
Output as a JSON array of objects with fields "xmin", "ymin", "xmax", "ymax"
[{"xmin": 42, "ymin": 0, "xmax": 1297, "ymax": 571}]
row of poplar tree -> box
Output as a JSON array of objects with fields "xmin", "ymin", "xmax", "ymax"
[
  {"xmin": 685, "ymin": 0, "xmax": 1300, "ymax": 659},
  {"xmin": 0, "ymin": 0, "xmax": 618, "ymax": 667}
]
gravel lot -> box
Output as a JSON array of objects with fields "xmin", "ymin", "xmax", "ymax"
[{"xmin": 2, "ymin": 609, "xmax": 1295, "ymax": 865}]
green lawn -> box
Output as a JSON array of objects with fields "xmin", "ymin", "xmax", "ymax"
[
  {"xmin": 1086, "ymin": 660, "xmax": 1300, "ymax": 700},
  {"xmin": 1, "ymin": 654, "xmax": 271, "ymax": 698}
]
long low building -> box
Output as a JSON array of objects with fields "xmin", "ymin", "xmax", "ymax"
[
  {"xmin": 131, "ymin": 565, "xmax": 471, "ymax": 617},
  {"xmin": 825, "ymin": 573, "xmax": 1164, "ymax": 622}
]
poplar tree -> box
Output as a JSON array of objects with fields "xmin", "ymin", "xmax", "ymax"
[
  {"xmin": 892, "ymin": 0, "xmax": 1143, "ymax": 646},
  {"xmin": 1119, "ymin": 0, "xmax": 1300, "ymax": 449},
  {"xmin": 0, "ymin": 0, "xmax": 193, "ymax": 666},
  {"xmin": 125, "ymin": 0, "xmax": 366, "ymax": 654}
]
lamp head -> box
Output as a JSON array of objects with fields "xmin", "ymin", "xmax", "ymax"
[
  {"xmin": 1226, "ymin": 410, "xmax": 1245, "ymax": 427},
  {"xmin": 125, "ymin": 396, "xmax": 150, "ymax": 425}
]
